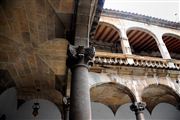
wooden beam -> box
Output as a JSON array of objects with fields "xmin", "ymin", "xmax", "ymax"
[
  {"xmin": 127, "ymin": 30, "xmax": 137, "ymax": 42},
  {"xmin": 136, "ymin": 36, "xmax": 153, "ymax": 50},
  {"xmin": 105, "ymin": 28, "xmax": 116, "ymax": 42},
  {"xmin": 98, "ymin": 26, "xmax": 108, "ymax": 41},
  {"xmin": 131, "ymin": 31, "xmax": 145, "ymax": 46},
  {"xmin": 96, "ymin": 25, "xmax": 105, "ymax": 41},
  {"xmin": 108, "ymin": 31, "xmax": 118, "ymax": 42},
  {"xmin": 129, "ymin": 30, "xmax": 139, "ymax": 42},
  {"xmin": 101, "ymin": 27, "xmax": 111, "ymax": 41}
]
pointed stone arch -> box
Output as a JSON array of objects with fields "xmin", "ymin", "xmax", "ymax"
[
  {"xmin": 90, "ymin": 82, "xmax": 136, "ymax": 115},
  {"xmin": 141, "ymin": 83, "xmax": 180, "ymax": 114}
]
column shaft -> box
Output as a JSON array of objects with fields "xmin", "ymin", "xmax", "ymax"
[
  {"xmin": 65, "ymin": 110, "xmax": 69, "ymax": 120},
  {"xmin": 69, "ymin": 65, "xmax": 91, "ymax": 120},
  {"xmin": 130, "ymin": 102, "xmax": 146, "ymax": 120},
  {"xmin": 121, "ymin": 38, "xmax": 132, "ymax": 55},
  {"xmin": 135, "ymin": 111, "xmax": 145, "ymax": 120},
  {"xmin": 68, "ymin": 46, "xmax": 95, "ymax": 120},
  {"xmin": 63, "ymin": 97, "xmax": 70, "ymax": 120}
]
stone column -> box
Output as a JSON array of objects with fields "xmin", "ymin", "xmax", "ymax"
[
  {"xmin": 120, "ymin": 37, "xmax": 134, "ymax": 65},
  {"xmin": 68, "ymin": 45, "xmax": 95, "ymax": 120},
  {"xmin": 130, "ymin": 102, "xmax": 146, "ymax": 120},
  {"xmin": 121, "ymin": 37, "xmax": 132, "ymax": 55},
  {"xmin": 156, "ymin": 36, "xmax": 171, "ymax": 59},
  {"xmin": 156, "ymin": 36, "xmax": 175, "ymax": 67}
]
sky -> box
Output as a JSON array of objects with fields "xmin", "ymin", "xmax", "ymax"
[{"xmin": 104, "ymin": 0, "xmax": 180, "ymax": 22}]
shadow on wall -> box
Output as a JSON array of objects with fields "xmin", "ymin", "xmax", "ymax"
[
  {"xmin": 91, "ymin": 102, "xmax": 180, "ymax": 120},
  {"xmin": 0, "ymin": 88, "xmax": 62, "ymax": 120}
]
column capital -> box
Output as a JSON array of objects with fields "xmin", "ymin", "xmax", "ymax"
[
  {"xmin": 67, "ymin": 45, "xmax": 95, "ymax": 68},
  {"xmin": 130, "ymin": 102, "xmax": 146, "ymax": 113}
]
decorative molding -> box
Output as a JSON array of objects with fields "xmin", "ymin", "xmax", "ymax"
[
  {"xmin": 67, "ymin": 45, "xmax": 95, "ymax": 68},
  {"xmin": 93, "ymin": 52, "xmax": 180, "ymax": 70},
  {"xmin": 102, "ymin": 9, "xmax": 180, "ymax": 30}
]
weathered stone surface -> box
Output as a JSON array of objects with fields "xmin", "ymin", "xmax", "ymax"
[
  {"xmin": 0, "ymin": 0, "xmax": 68, "ymax": 91},
  {"xmin": 89, "ymin": 67, "xmax": 180, "ymax": 113}
]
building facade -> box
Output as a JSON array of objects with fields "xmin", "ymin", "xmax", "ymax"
[{"xmin": 0, "ymin": 0, "xmax": 180, "ymax": 120}]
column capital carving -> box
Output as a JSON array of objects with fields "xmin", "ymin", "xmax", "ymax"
[
  {"xmin": 130, "ymin": 102, "xmax": 146, "ymax": 112},
  {"xmin": 67, "ymin": 45, "xmax": 95, "ymax": 68}
]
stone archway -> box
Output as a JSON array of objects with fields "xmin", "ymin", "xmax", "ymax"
[
  {"xmin": 126, "ymin": 27, "xmax": 162, "ymax": 58},
  {"xmin": 90, "ymin": 82, "xmax": 136, "ymax": 116},
  {"xmin": 142, "ymin": 84, "xmax": 180, "ymax": 114},
  {"xmin": 162, "ymin": 33, "xmax": 180, "ymax": 59},
  {"xmin": 93, "ymin": 21, "xmax": 122, "ymax": 53}
]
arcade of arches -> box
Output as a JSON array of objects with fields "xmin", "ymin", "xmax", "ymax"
[{"xmin": 0, "ymin": 0, "xmax": 180, "ymax": 120}]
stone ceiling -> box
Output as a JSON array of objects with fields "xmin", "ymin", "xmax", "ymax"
[{"xmin": 0, "ymin": 0, "xmax": 70, "ymax": 100}]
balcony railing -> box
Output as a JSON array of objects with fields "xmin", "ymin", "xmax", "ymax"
[{"xmin": 93, "ymin": 52, "xmax": 180, "ymax": 70}]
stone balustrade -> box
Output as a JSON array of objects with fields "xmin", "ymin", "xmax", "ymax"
[{"xmin": 93, "ymin": 52, "xmax": 180, "ymax": 70}]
